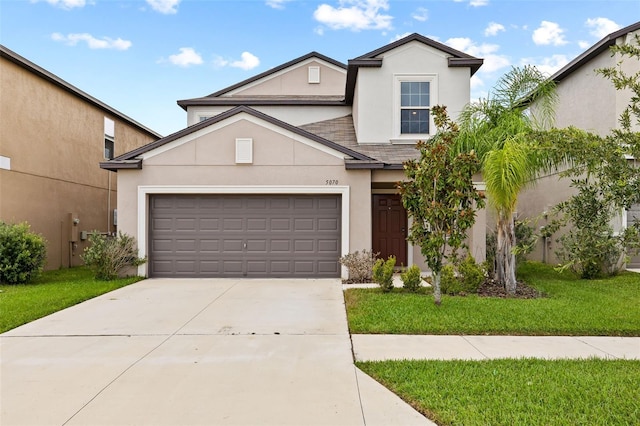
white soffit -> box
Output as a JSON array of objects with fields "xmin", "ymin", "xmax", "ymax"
[{"xmin": 140, "ymin": 112, "xmax": 349, "ymax": 161}]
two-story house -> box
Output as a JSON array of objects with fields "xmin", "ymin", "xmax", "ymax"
[
  {"xmin": 0, "ymin": 45, "xmax": 161, "ymax": 270},
  {"xmin": 101, "ymin": 34, "xmax": 483, "ymax": 279},
  {"xmin": 518, "ymin": 21, "xmax": 640, "ymax": 269}
]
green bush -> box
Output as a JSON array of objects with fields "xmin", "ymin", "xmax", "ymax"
[
  {"xmin": 457, "ymin": 254, "xmax": 485, "ymax": 293},
  {"xmin": 373, "ymin": 256, "xmax": 396, "ymax": 293},
  {"xmin": 82, "ymin": 232, "xmax": 145, "ymax": 280},
  {"xmin": 339, "ymin": 249, "xmax": 379, "ymax": 283},
  {"xmin": 0, "ymin": 221, "xmax": 47, "ymax": 284},
  {"xmin": 401, "ymin": 265, "xmax": 422, "ymax": 292},
  {"xmin": 439, "ymin": 264, "xmax": 461, "ymax": 295}
]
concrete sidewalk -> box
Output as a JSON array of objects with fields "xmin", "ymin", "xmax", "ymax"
[
  {"xmin": 352, "ymin": 334, "xmax": 640, "ymax": 361},
  {"xmin": 1, "ymin": 279, "xmax": 431, "ymax": 426}
]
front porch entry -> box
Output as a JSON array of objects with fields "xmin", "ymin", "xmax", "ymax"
[{"xmin": 372, "ymin": 194, "xmax": 408, "ymax": 266}]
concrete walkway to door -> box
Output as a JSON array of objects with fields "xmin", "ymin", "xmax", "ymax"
[{"xmin": 1, "ymin": 279, "xmax": 430, "ymax": 426}]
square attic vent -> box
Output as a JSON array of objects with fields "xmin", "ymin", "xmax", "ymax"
[{"xmin": 235, "ymin": 138, "xmax": 253, "ymax": 164}]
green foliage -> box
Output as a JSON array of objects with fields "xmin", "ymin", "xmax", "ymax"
[
  {"xmin": 0, "ymin": 267, "xmax": 142, "ymax": 333},
  {"xmin": 358, "ymin": 359, "xmax": 640, "ymax": 426},
  {"xmin": 398, "ymin": 105, "xmax": 484, "ymax": 304},
  {"xmin": 542, "ymin": 37, "xmax": 640, "ymax": 278},
  {"xmin": 82, "ymin": 232, "xmax": 145, "ymax": 280},
  {"xmin": 457, "ymin": 254, "xmax": 486, "ymax": 292},
  {"xmin": 454, "ymin": 66, "xmax": 558, "ymax": 294},
  {"xmin": 0, "ymin": 221, "xmax": 47, "ymax": 284},
  {"xmin": 439, "ymin": 264, "xmax": 460, "ymax": 295},
  {"xmin": 339, "ymin": 249, "xmax": 378, "ymax": 283},
  {"xmin": 373, "ymin": 256, "xmax": 396, "ymax": 293},
  {"xmin": 400, "ymin": 265, "xmax": 422, "ymax": 293}
]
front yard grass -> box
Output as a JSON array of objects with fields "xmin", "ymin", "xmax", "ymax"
[
  {"xmin": 0, "ymin": 267, "xmax": 142, "ymax": 333},
  {"xmin": 358, "ymin": 358, "xmax": 640, "ymax": 426},
  {"xmin": 345, "ymin": 262, "xmax": 640, "ymax": 336}
]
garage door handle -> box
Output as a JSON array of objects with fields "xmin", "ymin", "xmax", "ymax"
[{"xmin": 243, "ymin": 242, "xmax": 247, "ymax": 249}]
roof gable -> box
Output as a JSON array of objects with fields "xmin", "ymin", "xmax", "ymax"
[
  {"xmin": 550, "ymin": 21, "xmax": 640, "ymax": 83},
  {"xmin": 100, "ymin": 105, "xmax": 372, "ymax": 171}
]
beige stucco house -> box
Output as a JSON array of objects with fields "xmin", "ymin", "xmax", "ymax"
[
  {"xmin": 102, "ymin": 34, "xmax": 484, "ymax": 279},
  {"xmin": 519, "ymin": 21, "xmax": 640, "ymax": 268},
  {"xmin": 0, "ymin": 45, "xmax": 161, "ymax": 270}
]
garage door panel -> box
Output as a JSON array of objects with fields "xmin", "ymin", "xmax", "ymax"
[{"xmin": 149, "ymin": 194, "xmax": 341, "ymax": 278}]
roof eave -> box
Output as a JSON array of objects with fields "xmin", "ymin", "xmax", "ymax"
[
  {"xmin": 177, "ymin": 98, "xmax": 347, "ymax": 110},
  {"xmin": 99, "ymin": 160, "xmax": 142, "ymax": 172}
]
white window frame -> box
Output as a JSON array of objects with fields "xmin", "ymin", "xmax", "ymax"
[{"xmin": 392, "ymin": 74, "xmax": 438, "ymax": 143}]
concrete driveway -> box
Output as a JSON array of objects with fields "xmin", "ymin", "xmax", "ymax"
[{"xmin": 1, "ymin": 279, "xmax": 429, "ymax": 426}]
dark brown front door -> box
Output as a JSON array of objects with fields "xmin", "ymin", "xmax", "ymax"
[{"xmin": 372, "ymin": 194, "xmax": 408, "ymax": 266}]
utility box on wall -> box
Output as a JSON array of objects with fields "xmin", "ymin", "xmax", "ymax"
[{"xmin": 68, "ymin": 212, "xmax": 79, "ymax": 242}]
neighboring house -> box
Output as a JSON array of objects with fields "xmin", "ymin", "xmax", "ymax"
[
  {"xmin": 101, "ymin": 34, "xmax": 484, "ymax": 279},
  {"xmin": 519, "ymin": 21, "xmax": 640, "ymax": 268},
  {"xmin": 0, "ymin": 45, "xmax": 161, "ymax": 270}
]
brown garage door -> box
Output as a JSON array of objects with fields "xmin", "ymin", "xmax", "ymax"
[
  {"xmin": 628, "ymin": 204, "xmax": 640, "ymax": 268},
  {"xmin": 149, "ymin": 194, "xmax": 341, "ymax": 278}
]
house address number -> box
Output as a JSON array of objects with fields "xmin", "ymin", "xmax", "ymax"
[{"xmin": 325, "ymin": 179, "xmax": 339, "ymax": 185}]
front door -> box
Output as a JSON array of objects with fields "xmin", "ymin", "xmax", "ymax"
[{"xmin": 372, "ymin": 194, "xmax": 408, "ymax": 266}]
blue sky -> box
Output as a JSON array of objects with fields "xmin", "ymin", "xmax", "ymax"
[{"xmin": 1, "ymin": 0, "xmax": 638, "ymax": 136}]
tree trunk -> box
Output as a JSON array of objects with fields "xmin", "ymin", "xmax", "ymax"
[
  {"xmin": 433, "ymin": 271, "xmax": 442, "ymax": 306},
  {"xmin": 495, "ymin": 215, "xmax": 517, "ymax": 294}
]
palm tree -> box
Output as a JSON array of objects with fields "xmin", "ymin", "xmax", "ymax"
[{"xmin": 455, "ymin": 66, "xmax": 557, "ymax": 294}]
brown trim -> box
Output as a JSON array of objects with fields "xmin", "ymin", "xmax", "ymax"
[
  {"xmin": 344, "ymin": 33, "xmax": 483, "ymax": 105},
  {"xmin": 177, "ymin": 52, "xmax": 347, "ymax": 110},
  {"xmin": 102, "ymin": 106, "xmax": 375, "ymax": 169},
  {"xmin": 99, "ymin": 160, "xmax": 142, "ymax": 172},
  {"xmin": 0, "ymin": 45, "xmax": 162, "ymax": 140},
  {"xmin": 550, "ymin": 21, "xmax": 640, "ymax": 83}
]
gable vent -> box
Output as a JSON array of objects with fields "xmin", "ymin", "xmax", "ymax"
[
  {"xmin": 308, "ymin": 66, "xmax": 320, "ymax": 84},
  {"xmin": 235, "ymin": 138, "xmax": 253, "ymax": 164}
]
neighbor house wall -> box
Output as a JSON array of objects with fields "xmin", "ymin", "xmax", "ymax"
[{"xmin": 0, "ymin": 55, "xmax": 157, "ymax": 270}]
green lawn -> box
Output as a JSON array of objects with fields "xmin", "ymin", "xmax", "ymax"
[
  {"xmin": 345, "ymin": 262, "xmax": 640, "ymax": 336},
  {"xmin": 0, "ymin": 267, "xmax": 142, "ymax": 333},
  {"xmin": 358, "ymin": 358, "xmax": 640, "ymax": 426}
]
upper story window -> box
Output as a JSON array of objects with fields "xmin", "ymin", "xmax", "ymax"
[
  {"xmin": 104, "ymin": 117, "xmax": 115, "ymax": 160},
  {"xmin": 393, "ymin": 75, "xmax": 437, "ymax": 142},
  {"xmin": 400, "ymin": 82, "xmax": 430, "ymax": 134}
]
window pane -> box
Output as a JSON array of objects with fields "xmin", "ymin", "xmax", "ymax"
[
  {"xmin": 400, "ymin": 109, "xmax": 430, "ymax": 134},
  {"xmin": 104, "ymin": 139, "xmax": 114, "ymax": 160},
  {"xmin": 401, "ymin": 94, "xmax": 411, "ymax": 107},
  {"xmin": 401, "ymin": 82, "xmax": 411, "ymax": 95}
]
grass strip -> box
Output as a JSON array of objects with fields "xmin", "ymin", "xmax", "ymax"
[
  {"xmin": 345, "ymin": 262, "xmax": 640, "ymax": 336},
  {"xmin": 358, "ymin": 358, "xmax": 640, "ymax": 426},
  {"xmin": 0, "ymin": 267, "xmax": 142, "ymax": 333}
]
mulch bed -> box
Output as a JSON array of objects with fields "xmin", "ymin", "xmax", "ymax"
[{"xmin": 477, "ymin": 279, "xmax": 544, "ymax": 299}]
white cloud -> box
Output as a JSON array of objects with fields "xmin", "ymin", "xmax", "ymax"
[
  {"xmin": 578, "ymin": 40, "xmax": 591, "ymax": 49},
  {"xmin": 585, "ymin": 17, "xmax": 621, "ymax": 39},
  {"xmin": 168, "ymin": 47, "xmax": 203, "ymax": 67},
  {"xmin": 230, "ymin": 52, "xmax": 260, "ymax": 70},
  {"xmin": 484, "ymin": 22, "xmax": 505, "ymax": 37},
  {"xmin": 445, "ymin": 37, "xmax": 510, "ymax": 74},
  {"xmin": 266, "ymin": 0, "xmax": 292, "ymax": 9},
  {"xmin": 391, "ymin": 32, "xmax": 412, "ymax": 42},
  {"xmin": 313, "ymin": 0, "xmax": 393, "ymax": 31},
  {"xmin": 411, "ymin": 7, "xmax": 428, "ymax": 22},
  {"xmin": 51, "ymin": 33, "xmax": 132, "ymax": 50},
  {"xmin": 470, "ymin": 74, "xmax": 484, "ymax": 90},
  {"xmin": 146, "ymin": 0, "xmax": 180, "ymax": 14},
  {"xmin": 470, "ymin": 0, "xmax": 488, "ymax": 6},
  {"xmin": 532, "ymin": 21, "xmax": 568, "ymax": 46},
  {"xmin": 520, "ymin": 54, "xmax": 569, "ymax": 76},
  {"xmin": 38, "ymin": 0, "xmax": 86, "ymax": 9}
]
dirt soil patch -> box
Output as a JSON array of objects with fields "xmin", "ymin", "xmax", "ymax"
[{"xmin": 477, "ymin": 279, "xmax": 543, "ymax": 299}]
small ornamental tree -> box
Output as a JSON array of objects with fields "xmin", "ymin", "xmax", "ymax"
[{"xmin": 398, "ymin": 105, "xmax": 485, "ymax": 305}]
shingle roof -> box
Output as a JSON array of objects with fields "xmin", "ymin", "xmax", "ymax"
[{"xmin": 299, "ymin": 115, "xmax": 419, "ymax": 168}]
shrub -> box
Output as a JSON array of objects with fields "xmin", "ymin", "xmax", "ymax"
[
  {"xmin": 514, "ymin": 220, "xmax": 536, "ymax": 264},
  {"xmin": 339, "ymin": 250, "xmax": 379, "ymax": 283},
  {"xmin": 373, "ymin": 256, "xmax": 396, "ymax": 293},
  {"xmin": 0, "ymin": 221, "xmax": 47, "ymax": 284},
  {"xmin": 457, "ymin": 254, "xmax": 485, "ymax": 293},
  {"xmin": 439, "ymin": 264, "xmax": 459, "ymax": 295},
  {"xmin": 82, "ymin": 232, "xmax": 145, "ymax": 280},
  {"xmin": 400, "ymin": 264, "xmax": 422, "ymax": 292}
]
